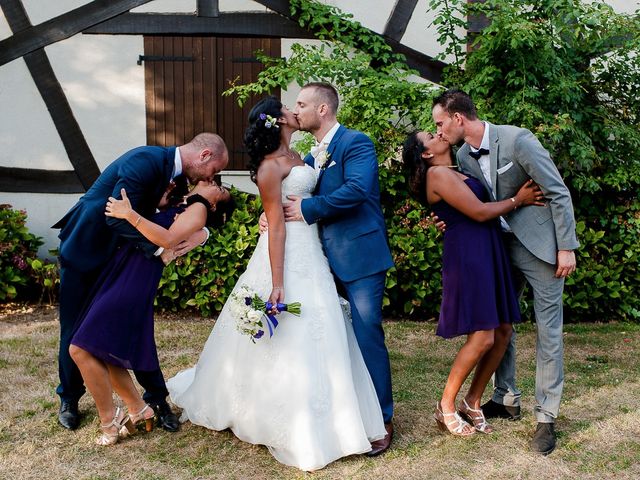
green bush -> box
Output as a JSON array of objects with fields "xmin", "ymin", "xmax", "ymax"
[
  {"xmin": 27, "ymin": 256, "xmax": 60, "ymax": 304},
  {"xmin": 148, "ymin": 0, "xmax": 640, "ymax": 322},
  {"xmin": 432, "ymin": 0, "xmax": 640, "ymax": 320},
  {"xmin": 155, "ymin": 189, "xmax": 262, "ymax": 316},
  {"xmin": 0, "ymin": 204, "xmax": 44, "ymax": 301},
  {"xmin": 224, "ymin": 0, "xmax": 640, "ymax": 321},
  {"xmin": 564, "ymin": 197, "xmax": 640, "ymax": 321}
]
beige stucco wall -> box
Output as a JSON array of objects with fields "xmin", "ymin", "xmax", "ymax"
[{"xmin": 0, "ymin": 0, "xmax": 637, "ymax": 255}]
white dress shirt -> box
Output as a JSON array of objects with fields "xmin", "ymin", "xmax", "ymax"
[
  {"xmin": 470, "ymin": 122, "xmax": 511, "ymax": 232},
  {"xmin": 312, "ymin": 122, "xmax": 340, "ymax": 175}
]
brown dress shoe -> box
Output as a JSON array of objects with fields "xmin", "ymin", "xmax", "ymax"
[{"xmin": 367, "ymin": 422, "xmax": 393, "ymax": 457}]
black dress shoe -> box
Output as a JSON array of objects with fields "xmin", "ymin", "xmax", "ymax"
[
  {"xmin": 481, "ymin": 399, "xmax": 521, "ymax": 421},
  {"xmin": 367, "ymin": 422, "xmax": 393, "ymax": 457},
  {"xmin": 58, "ymin": 400, "xmax": 80, "ymax": 430},
  {"xmin": 152, "ymin": 402, "xmax": 179, "ymax": 432},
  {"xmin": 531, "ymin": 422, "xmax": 556, "ymax": 455}
]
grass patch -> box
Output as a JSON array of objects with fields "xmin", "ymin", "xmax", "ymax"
[{"xmin": 0, "ymin": 311, "xmax": 639, "ymax": 479}]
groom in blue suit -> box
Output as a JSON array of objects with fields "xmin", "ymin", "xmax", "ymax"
[
  {"xmin": 53, "ymin": 133, "xmax": 228, "ymax": 431},
  {"xmin": 284, "ymin": 83, "xmax": 395, "ymax": 456}
]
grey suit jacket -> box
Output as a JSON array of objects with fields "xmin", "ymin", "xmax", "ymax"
[{"xmin": 458, "ymin": 123, "xmax": 579, "ymax": 265}]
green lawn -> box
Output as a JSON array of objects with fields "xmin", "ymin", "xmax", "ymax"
[{"xmin": 0, "ymin": 307, "xmax": 638, "ymax": 479}]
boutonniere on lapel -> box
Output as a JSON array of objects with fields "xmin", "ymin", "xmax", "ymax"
[{"xmin": 317, "ymin": 150, "xmax": 332, "ymax": 171}]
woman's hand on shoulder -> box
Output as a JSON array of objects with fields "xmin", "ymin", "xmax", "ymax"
[{"xmin": 105, "ymin": 188, "xmax": 133, "ymax": 219}]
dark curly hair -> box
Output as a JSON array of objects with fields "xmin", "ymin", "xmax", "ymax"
[
  {"xmin": 402, "ymin": 131, "xmax": 429, "ymax": 205},
  {"xmin": 243, "ymin": 96, "xmax": 283, "ymax": 184},
  {"xmin": 203, "ymin": 193, "xmax": 236, "ymax": 229},
  {"xmin": 168, "ymin": 182, "xmax": 236, "ymax": 229}
]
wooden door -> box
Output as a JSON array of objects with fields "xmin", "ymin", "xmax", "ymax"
[{"xmin": 143, "ymin": 36, "xmax": 281, "ymax": 170}]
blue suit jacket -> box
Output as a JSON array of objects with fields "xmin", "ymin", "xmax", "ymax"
[
  {"xmin": 54, "ymin": 146, "xmax": 176, "ymax": 272},
  {"xmin": 301, "ymin": 126, "xmax": 393, "ymax": 282}
]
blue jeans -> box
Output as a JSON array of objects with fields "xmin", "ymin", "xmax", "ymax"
[{"xmin": 338, "ymin": 271, "xmax": 393, "ymax": 423}]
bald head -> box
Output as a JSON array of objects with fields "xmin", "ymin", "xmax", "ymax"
[
  {"xmin": 180, "ymin": 133, "xmax": 229, "ymax": 184},
  {"xmin": 190, "ymin": 133, "xmax": 227, "ymax": 157}
]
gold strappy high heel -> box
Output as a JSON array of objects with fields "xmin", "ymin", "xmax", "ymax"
[
  {"xmin": 96, "ymin": 406, "xmax": 128, "ymax": 446},
  {"xmin": 458, "ymin": 398, "xmax": 494, "ymax": 434},
  {"xmin": 120, "ymin": 404, "xmax": 155, "ymax": 437},
  {"xmin": 433, "ymin": 402, "xmax": 475, "ymax": 437}
]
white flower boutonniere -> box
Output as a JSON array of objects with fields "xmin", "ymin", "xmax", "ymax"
[{"xmin": 317, "ymin": 150, "xmax": 331, "ymax": 171}]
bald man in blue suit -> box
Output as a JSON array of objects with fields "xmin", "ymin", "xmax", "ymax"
[{"xmin": 53, "ymin": 133, "xmax": 228, "ymax": 431}]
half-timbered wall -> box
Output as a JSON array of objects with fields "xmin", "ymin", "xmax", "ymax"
[{"xmin": 0, "ymin": 0, "xmax": 637, "ymax": 255}]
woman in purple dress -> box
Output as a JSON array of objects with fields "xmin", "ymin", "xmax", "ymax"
[
  {"xmin": 403, "ymin": 131, "xmax": 544, "ymax": 437},
  {"xmin": 69, "ymin": 181, "xmax": 233, "ymax": 446}
]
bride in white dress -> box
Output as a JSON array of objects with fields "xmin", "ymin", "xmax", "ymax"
[{"xmin": 167, "ymin": 96, "xmax": 386, "ymax": 471}]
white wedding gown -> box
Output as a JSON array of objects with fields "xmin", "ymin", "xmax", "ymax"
[{"xmin": 167, "ymin": 165, "xmax": 386, "ymax": 471}]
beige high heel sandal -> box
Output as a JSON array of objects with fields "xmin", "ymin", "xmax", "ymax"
[
  {"xmin": 96, "ymin": 406, "xmax": 128, "ymax": 446},
  {"xmin": 120, "ymin": 404, "xmax": 155, "ymax": 437},
  {"xmin": 458, "ymin": 398, "xmax": 494, "ymax": 434},
  {"xmin": 433, "ymin": 402, "xmax": 475, "ymax": 436}
]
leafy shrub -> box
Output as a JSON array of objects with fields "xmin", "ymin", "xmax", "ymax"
[
  {"xmin": 431, "ymin": 0, "xmax": 640, "ymax": 320},
  {"xmin": 223, "ymin": 0, "xmax": 640, "ymax": 321},
  {"xmin": 27, "ymin": 256, "xmax": 60, "ymax": 304},
  {"xmin": 0, "ymin": 204, "xmax": 44, "ymax": 300},
  {"xmin": 155, "ymin": 189, "xmax": 262, "ymax": 316}
]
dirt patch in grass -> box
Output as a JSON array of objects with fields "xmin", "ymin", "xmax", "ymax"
[{"xmin": 0, "ymin": 304, "xmax": 639, "ymax": 479}]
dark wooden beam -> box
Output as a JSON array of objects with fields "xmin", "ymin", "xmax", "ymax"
[
  {"xmin": 2, "ymin": 0, "xmax": 101, "ymax": 190},
  {"xmin": 0, "ymin": 0, "xmax": 152, "ymax": 66},
  {"xmin": 0, "ymin": 167, "xmax": 83, "ymax": 193},
  {"xmin": 252, "ymin": 0, "xmax": 447, "ymax": 83},
  {"xmin": 197, "ymin": 0, "xmax": 219, "ymax": 17},
  {"xmin": 467, "ymin": 0, "xmax": 489, "ymax": 34},
  {"xmin": 84, "ymin": 12, "xmax": 315, "ymax": 38},
  {"xmin": 383, "ymin": 0, "xmax": 419, "ymax": 42}
]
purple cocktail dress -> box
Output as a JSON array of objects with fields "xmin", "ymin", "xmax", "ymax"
[
  {"xmin": 70, "ymin": 207, "xmax": 181, "ymax": 370},
  {"xmin": 431, "ymin": 176, "xmax": 521, "ymax": 338}
]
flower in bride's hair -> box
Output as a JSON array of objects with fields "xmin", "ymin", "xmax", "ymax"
[{"xmin": 258, "ymin": 113, "xmax": 279, "ymax": 129}]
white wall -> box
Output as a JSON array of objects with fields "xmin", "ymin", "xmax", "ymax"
[{"xmin": 608, "ymin": 0, "xmax": 640, "ymax": 13}]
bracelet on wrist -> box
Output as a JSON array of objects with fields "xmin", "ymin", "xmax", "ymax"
[
  {"xmin": 510, "ymin": 197, "xmax": 517, "ymax": 210},
  {"xmin": 134, "ymin": 215, "xmax": 142, "ymax": 228}
]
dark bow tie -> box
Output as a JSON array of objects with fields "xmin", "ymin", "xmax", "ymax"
[{"xmin": 469, "ymin": 148, "xmax": 490, "ymax": 160}]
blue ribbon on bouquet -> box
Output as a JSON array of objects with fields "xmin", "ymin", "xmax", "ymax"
[
  {"xmin": 244, "ymin": 299, "xmax": 288, "ymax": 339},
  {"xmin": 244, "ymin": 296, "xmax": 302, "ymax": 340},
  {"xmin": 261, "ymin": 302, "xmax": 289, "ymax": 338}
]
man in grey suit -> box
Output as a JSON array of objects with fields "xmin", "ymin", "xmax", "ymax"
[{"xmin": 432, "ymin": 89, "xmax": 578, "ymax": 455}]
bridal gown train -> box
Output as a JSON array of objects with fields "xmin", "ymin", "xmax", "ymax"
[{"xmin": 167, "ymin": 165, "xmax": 386, "ymax": 471}]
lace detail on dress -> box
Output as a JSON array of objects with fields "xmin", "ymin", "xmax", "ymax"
[
  {"xmin": 281, "ymin": 165, "xmax": 316, "ymax": 202},
  {"xmin": 308, "ymin": 310, "xmax": 326, "ymax": 341},
  {"xmin": 311, "ymin": 382, "xmax": 331, "ymax": 419}
]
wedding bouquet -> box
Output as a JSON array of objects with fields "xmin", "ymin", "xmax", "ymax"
[{"xmin": 230, "ymin": 284, "xmax": 302, "ymax": 342}]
